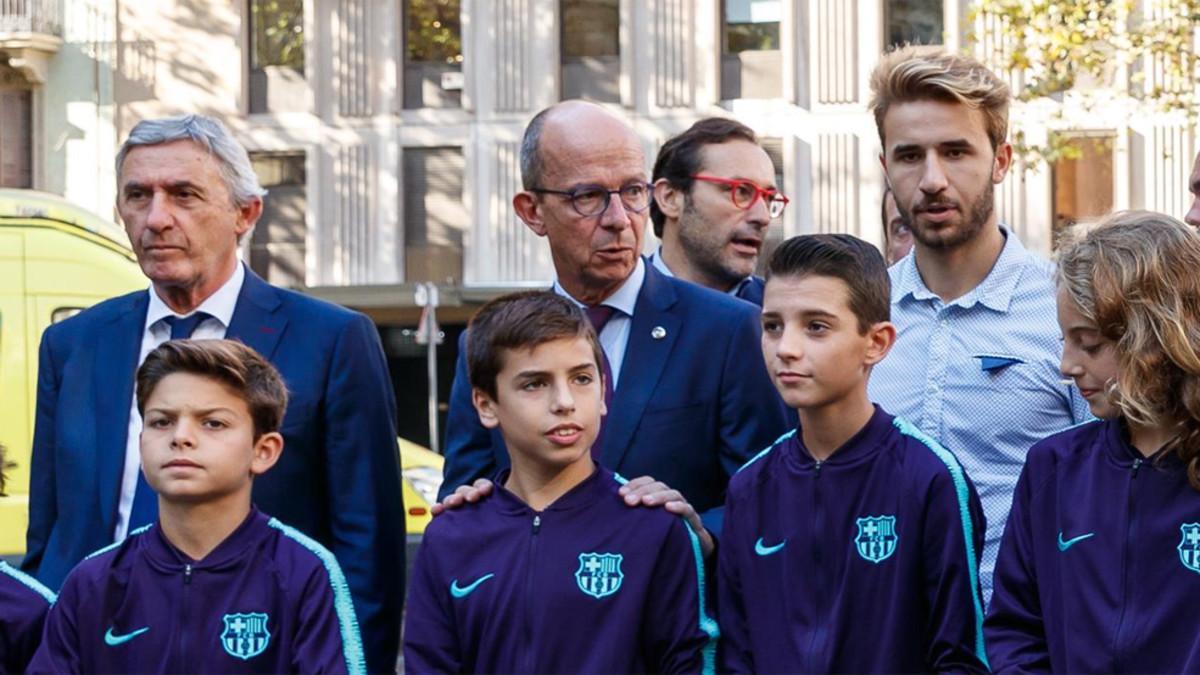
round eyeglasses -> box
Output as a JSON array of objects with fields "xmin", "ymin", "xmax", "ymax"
[
  {"xmin": 690, "ymin": 175, "xmax": 790, "ymax": 219},
  {"xmin": 529, "ymin": 182, "xmax": 654, "ymax": 217}
]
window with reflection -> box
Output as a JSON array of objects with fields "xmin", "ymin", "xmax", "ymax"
[
  {"xmin": 561, "ymin": 0, "xmax": 620, "ymax": 102},
  {"xmin": 403, "ymin": 147, "xmax": 467, "ymax": 283},
  {"xmin": 403, "ymin": 0, "xmax": 463, "ymax": 109},
  {"xmin": 249, "ymin": 152, "xmax": 308, "ymax": 288},
  {"xmin": 248, "ymin": 0, "xmax": 307, "ymax": 113},
  {"xmin": 721, "ymin": 0, "xmax": 782, "ymax": 100},
  {"xmin": 885, "ymin": 0, "xmax": 944, "ymax": 48}
]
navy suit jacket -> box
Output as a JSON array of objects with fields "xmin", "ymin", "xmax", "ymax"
[
  {"xmin": 440, "ymin": 262, "xmax": 791, "ymax": 531},
  {"xmin": 735, "ymin": 275, "xmax": 766, "ymax": 306},
  {"xmin": 24, "ymin": 268, "xmax": 405, "ymax": 673}
]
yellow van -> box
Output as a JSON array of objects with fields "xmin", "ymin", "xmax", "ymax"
[
  {"xmin": 0, "ymin": 189, "xmax": 146, "ymax": 556},
  {"xmin": 0, "ymin": 189, "xmax": 444, "ymax": 561}
]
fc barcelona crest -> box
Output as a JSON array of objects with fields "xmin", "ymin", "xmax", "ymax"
[
  {"xmin": 855, "ymin": 515, "xmax": 899, "ymax": 564},
  {"xmin": 575, "ymin": 552, "xmax": 624, "ymax": 599},
  {"xmin": 221, "ymin": 612, "xmax": 271, "ymax": 660},
  {"xmin": 1178, "ymin": 523, "xmax": 1200, "ymax": 574}
]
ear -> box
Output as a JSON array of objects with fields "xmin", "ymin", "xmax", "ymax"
[
  {"xmin": 236, "ymin": 197, "xmax": 264, "ymax": 238},
  {"xmin": 992, "ymin": 142, "xmax": 1013, "ymax": 184},
  {"xmin": 249, "ymin": 431, "xmax": 284, "ymax": 476},
  {"xmin": 472, "ymin": 387, "xmax": 501, "ymax": 430},
  {"xmin": 879, "ymin": 151, "xmax": 889, "ymax": 175},
  {"xmin": 653, "ymin": 179, "xmax": 685, "ymax": 222},
  {"xmin": 513, "ymin": 192, "xmax": 548, "ymax": 237},
  {"xmin": 863, "ymin": 321, "xmax": 897, "ymax": 366}
]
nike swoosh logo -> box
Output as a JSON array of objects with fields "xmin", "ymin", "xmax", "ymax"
[
  {"xmin": 104, "ymin": 626, "xmax": 149, "ymax": 646},
  {"xmin": 755, "ymin": 537, "xmax": 786, "ymax": 556},
  {"xmin": 450, "ymin": 573, "xmax": 495, "ymax": 598},
  {"xmin": 1057, "ymin": 531, "xmax": 1095, "ymax": 552}
]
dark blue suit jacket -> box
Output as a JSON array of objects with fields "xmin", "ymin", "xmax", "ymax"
[
  {"xmin": 735, "ymin": 275, "xmax": 766, "ymax": 306},
  {"xmin": 24, "ymin": 268, "xmax": 405, "ymax": 673},
  {"xmin": 440, "ymin": 262, "xmax": 791, "ymax": 531}
]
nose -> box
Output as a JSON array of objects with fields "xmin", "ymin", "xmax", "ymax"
[
  {"xmin": 170, "ymin": 418, "xmax": 196, "ymax": 450},
  {"xmin": 145, "ymin": 191, "xmax": 174, "ymax": 232},
  {"xmin": 1059, "ymin": 348, "xmax": 1083, "ymax": 379},
  {"xmin": 550, "ymin": 380, "xmax": 577, "ymax": 414},
  {"xmin": 773, "ymin": 326, "xmax": 803, "ymax": 362},
  {"xmin": 746, "ymin": 193, "xmax": 771, "ymax": 229},
  {"xmin": 918, "ymin": 156, "xmax": 949, "ymax": 196},
  {"xmin": 1186, "ymin": 195, "xmax": 1200, "ymax": 229},
  {"xmin": 597, "ymin": 191, "xmax": 632, "ymax": 231}
]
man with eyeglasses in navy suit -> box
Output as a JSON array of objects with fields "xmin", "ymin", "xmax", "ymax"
[
  {"xmin": 648, "ymin": 117, "xmax": 789, "ymax": 307},
  {"xmin": 437, "ymin": 101, "xmax": 790, "ymax": 556}
]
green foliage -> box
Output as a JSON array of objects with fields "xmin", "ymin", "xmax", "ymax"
[
  {"xmin": 407, "ymin": 0, "xmax": 463, "ymax": 64},
  {"xmin": 969, "ymin": 0, "xmax": 1200, "ymax": 165},
  {"xmin": 252, "ymin": 0, "xmax": 305, "ymax": 70}
]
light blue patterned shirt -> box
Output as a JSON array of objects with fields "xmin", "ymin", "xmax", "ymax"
[{"xmin": 869, "ymin": 226, "xmax": 1092, "ymax": 603}]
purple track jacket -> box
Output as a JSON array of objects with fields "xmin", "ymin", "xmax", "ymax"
[
  {"xmin": 27, "ymin": 508, "xmax": 365, "ymax": 674},
  {"xmin": 403, "ymin": 466, "xmax": 718, "ymax": 674},
  {"xmin": 986, "ymin": 419, "xmax": 1200, "ymax": 672},
  {"xmin": 1, "ymin": 560, "xmax": 55, "ymax": 674},
  {"xmin": 718, "ymin": 406, "xmax": 989, "ymax": 673}
]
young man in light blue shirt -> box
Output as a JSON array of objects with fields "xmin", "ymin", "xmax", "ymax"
[{"xmin": 866, "ymin": 47, "xmax": 1091, "ymax": 602}]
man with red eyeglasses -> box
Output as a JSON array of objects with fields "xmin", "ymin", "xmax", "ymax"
[{"xmin": 650, "ymin": 117, "xmax": 789, "ymax": 306}]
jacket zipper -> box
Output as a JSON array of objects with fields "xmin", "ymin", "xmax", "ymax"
[
  {"xmin": 1112, "ymin": 458, "xmax": 1142, "ymax": 671},
  {"xmin": 179, "ymin": 563, "xmax": 193, "ymax": 671},
  {"xmin": 522, "ymin": 514, "xmax": 541, "ymax": 673},
  {"xmin": 806, "ymin": 460, "xmax": 825, "ymax": 672}
]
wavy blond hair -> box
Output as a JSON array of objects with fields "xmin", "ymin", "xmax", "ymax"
[
  {"xmin": 1057, "ymin": 210, "xmax": 1200, "ymax": 490},
  {"xmin": 869, "ymin": 46, "xmax": 1010, "ymax": 150}
]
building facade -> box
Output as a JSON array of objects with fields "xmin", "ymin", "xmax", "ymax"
[{"xmin": 5, "ymin": 0, "xmax": 1196, "ymax": 296}]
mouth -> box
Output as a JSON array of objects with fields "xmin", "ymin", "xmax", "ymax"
[
  {"xmin": 915, "ymin": 202, "xmax": 959, "ymax": 223},
  {"xmin": 729, "ymin": 235, "xmax": 763, "ymax": 256},
  {"xmin": 545, "ymin": 424, "xmax": 585, "ymax": 446},
  {"xmin": 163, "ymin": 459, "xmax": 202, "ymax": 469},
  {"xmin": 775, "ymin": 371, "xmax": 812, "ymax": 384},
  {"xmin": 595, "ymin": 246, "xmax": 632, "ymax": 259}
]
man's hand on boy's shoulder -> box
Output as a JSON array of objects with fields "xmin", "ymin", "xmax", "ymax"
[
  {"xmin": 430, "ymin": 478, "xmax": 495, "ymax": 516},
  {"xmin": 430, "ymin": 475, "xmax": 715, "ymax": 558},
  {"xmin": 619, "ymin": 476, "xmax": 715, "ymax": 558}
]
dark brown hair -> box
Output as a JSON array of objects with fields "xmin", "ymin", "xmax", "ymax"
[
  {"xmin": 651, "ymin": 117, "xmax": 759, "ymax": 237},
  {"xmin": 136, "ymin": 339, "xmax": 289, "ymax": 439},
  {"xmin": 467, "ymin": 291, "xmax": 604, "ymax": 400},
  {"xmin": 765, "ymin": 234, "xmax": 892, "ymax": 333}
]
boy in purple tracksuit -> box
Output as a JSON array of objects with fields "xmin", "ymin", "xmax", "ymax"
[
  {"xmin": 1, "ymin": 447, "xmax": 56, "ymax": 674},
  {"xmin": 718, "ymin": 235, "xmax": 989, "ymax": 673},
  {"xmin": 986, "ymin": 212, "xmax": 1200, "ymax": 672},
  {"xmin": 28, "ymin": 340, "xmax": 364, "ymax": 674},
  {"xmin": 403, "ymin": 291, "xmax": 716, "ymax": 674}
]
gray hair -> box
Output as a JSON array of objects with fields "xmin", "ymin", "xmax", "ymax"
[
  {"xmin": 519, "ymin": 107, "xmax": 553, "ymax": 191},
  {"xmin": 115, "ymin": 114, "xmax": 267, "ymax": 207}
]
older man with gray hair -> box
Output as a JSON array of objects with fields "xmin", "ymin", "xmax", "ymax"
[{"xmin": 24, "ymin": 114, "xmax": 406, "ymax": 672}]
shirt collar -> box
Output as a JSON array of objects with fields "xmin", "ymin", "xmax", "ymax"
[
  {"xmin": 553, "ymin": 257, "xmax": 645, "ymax": 316},
  {"xmin": 650, "ymin": 245, "xmax": 753, "ymax": 297},
  {"xmin": 893, "ymin": 225, "xmax": 1029, "ymax": 313},
  {"xmin": 145, "ymin": 261, "xmax": 245, "ymax": 331}
]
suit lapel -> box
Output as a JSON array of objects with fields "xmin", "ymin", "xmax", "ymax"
[
  {"xmin": 95, "ymin": 292, "xmax": 149, "ymax": 533},
  {"xmin": 600, "ymin": 265, "xmax": 680, "ymax": 469},
  {"xmin": 225, "ymin": 267, "xmax": 286, "ymax": 360}
]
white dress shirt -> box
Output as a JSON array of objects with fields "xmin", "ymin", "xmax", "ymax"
[
  {"xmin": 552, "ymin": 258, "xmax": 645, "ymax": 391},
  {"xmin": 112, "ymin": 262, "xmax": 246, "ymax": 541}
]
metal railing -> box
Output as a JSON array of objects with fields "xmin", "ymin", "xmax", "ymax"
[{"xmin": 0, "ymin": 0, "xmax": 61, "ymax": 36}]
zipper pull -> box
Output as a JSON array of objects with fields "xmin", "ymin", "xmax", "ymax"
[
  {"xmin": 814, "ymin": 460, "xmax": 823, "ymax": 477},
  {"xmin": 1132, "ymin": 458, "xmax": 1142, "ymax": 478},
  {"xmin": 532, "ymin": 514, "xmax": 541, "ymax": 534},
  {"xmin": 184, "ymin": 563, "xmax": 193, "ymax": 585}
]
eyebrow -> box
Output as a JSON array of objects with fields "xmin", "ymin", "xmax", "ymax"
[
  {"xmin": 122, "ymin": 180, "xmax": 206, "ymax": 194},
  {"xmin": 761, "ymin": 309, "xmax": 841, "ymax": 320},
  {"xmin": 144, "ymin": 406, "xmax": 237, "ymax": 416},
  {"xmin": 891, "ymin": 139, "xmax": 974, "ymax": 155}
]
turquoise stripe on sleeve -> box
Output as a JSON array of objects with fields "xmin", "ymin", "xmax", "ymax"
[
  {"xmin": 268, "ymin": 518, "xmax": 367, "ymax": 675},
  {"xmin": 893, "ymin": 417, "xmax": 989, "ymax": 668},
  {"xmin": 684, "ymin": 525, "xmax": 720, "ymax": 675},
  {"xmin": 736, "ymin": 429, "xmax": 796, "ymax": 474},
  {"xmin": 0, "ymin": 560, "xmax": 56, "ymax": 604}
]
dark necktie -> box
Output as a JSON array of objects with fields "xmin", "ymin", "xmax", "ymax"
[
  {"xmin": 128, "ymin": 311, "xmax": 214, "ymax": 531},
  {"xmin": 584, "ymin": 305, "xmax": 617, "ymax": 459}
]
